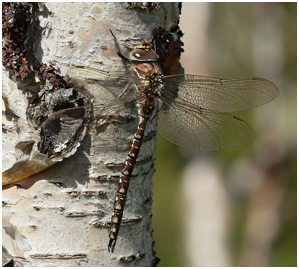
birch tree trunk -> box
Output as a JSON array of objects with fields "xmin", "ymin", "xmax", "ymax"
[{"xmin": 2, "ymin": 3, "xmax": 181, "ymax": 266}]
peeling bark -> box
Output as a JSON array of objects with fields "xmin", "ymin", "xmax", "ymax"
[{"xmin": 2, "ymin": 3, "xmax": 181, "ymax": 266}]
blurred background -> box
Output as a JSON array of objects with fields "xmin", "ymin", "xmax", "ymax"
[{"xmin": 152, "ymin": 2, "xmax": 296, "ymax": 267}]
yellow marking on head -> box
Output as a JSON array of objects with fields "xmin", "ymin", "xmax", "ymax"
[{"xmin": 135, "ymin": 44, "xmax": 151, "ymax": 51}]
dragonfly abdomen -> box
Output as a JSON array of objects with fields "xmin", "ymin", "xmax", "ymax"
[{"xmin": 108, "ymin": 97, "xmax": 155, "ymax": 252}]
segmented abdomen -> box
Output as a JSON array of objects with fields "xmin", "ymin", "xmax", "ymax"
[{"xmin": 108, "ymin": 96, "xmax": 155, "ymax": 252}]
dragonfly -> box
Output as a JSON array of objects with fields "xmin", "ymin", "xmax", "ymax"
[{"xmin": 43, "ymin": 30, "xmax": 279, "ymax": 253}]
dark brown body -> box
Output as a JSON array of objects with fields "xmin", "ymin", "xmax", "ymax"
[{"xmin": 108, "ymin": 61, "xmax": 163, "ymax": 252}]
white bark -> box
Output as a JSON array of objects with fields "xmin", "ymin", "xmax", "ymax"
[{"xmin": 2, "ymin": 3, "xmax": 180, "ymax": 266}]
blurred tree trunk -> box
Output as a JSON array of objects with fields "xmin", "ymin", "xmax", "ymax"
[{"xmin": 2, "ymin": 3, "xmax": 180, "ymax": 266}]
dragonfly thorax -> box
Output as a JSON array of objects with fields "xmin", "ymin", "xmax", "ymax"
[
  {"xmin": 147, "ymin": 73, "xmax": 165, "ymax": 97},
  {"xmin": 133, "ymin": 62, "xmax": 164, "ymax": 97}
]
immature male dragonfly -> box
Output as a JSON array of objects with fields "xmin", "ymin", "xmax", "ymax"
[{"xmin": 49, "ymin": 30, "xmax": 279, "ymax": 252}]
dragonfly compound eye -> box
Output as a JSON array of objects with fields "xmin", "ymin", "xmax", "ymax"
[{"xmin": 129, "ymin": 48, "xmax": 158, "ymax": 62}]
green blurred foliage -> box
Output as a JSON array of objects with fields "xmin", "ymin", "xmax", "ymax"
[
  {"xmin": 271, "ymin": 155, "xmax": 297, "ymax": 266},
  {"xmin": 282, "ymin": 3, "xmax": 297, "ymax": 84},
  {"xmin": 152, "ymin": 134, "xmax": 186, "ymax": 266}
]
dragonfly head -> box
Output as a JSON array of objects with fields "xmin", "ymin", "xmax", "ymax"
[{"xmin": 129, "ymin": 42, "xmax": 159, "ymax": 62}]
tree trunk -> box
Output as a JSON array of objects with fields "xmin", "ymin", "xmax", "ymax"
[{"xmin": 2, "ymin": 3, "xmax": 180, "ymax": 266}]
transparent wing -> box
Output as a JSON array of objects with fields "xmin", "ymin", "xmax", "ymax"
[
  {"xmin": 158, "ymin": 95, "xmax": 254, "ymax": 151},
  {"xmin": 67, "ymin": 65, "xmax": 137, "ymax": 80},
  {"xmin": 39, "ymin": 92, "xmax": 141, "ymax": 156},
  {"xmin": 67, "ymin": 65, "xmax": 140, "ymax": 86},
  {"xmin": 162, "ymin": 74, "xmax": 279, "ymax": 113},
  {"xmin": 66, "ymin": 65, "xmax": 148, "ymax": 104},
  {"xmin": 53, "ymin": 97, "xmax": 137, "ymax": 118},
  {"xmin": 39, "ymin": 66, "xmax": 149, "ymax": 157}
]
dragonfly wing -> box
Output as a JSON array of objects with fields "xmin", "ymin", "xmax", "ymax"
[
  {"xmin": 163, "ymin": 74, "xmax": 279, "ymax": 113},
  {"xmin": 39, "ymin": 64, "xmax": 145, "ymax": 158},
  {"xmin": 67, "ymin": 65, "xmax": 135, "ymax": 82},
  {"xmin": 66, "ymin": 66, "xmax": 141, "ymax": 104},
  {"xmin": 39, "ymin": 95, "xmax": 140, "ymax": 158},
  {"xmin": 158, "ymin": 96, "xmax": 254, "ymax": 151},
  {"xmin": 39, "ymin": 105, "xmax": 91, "ymax": 159}
]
